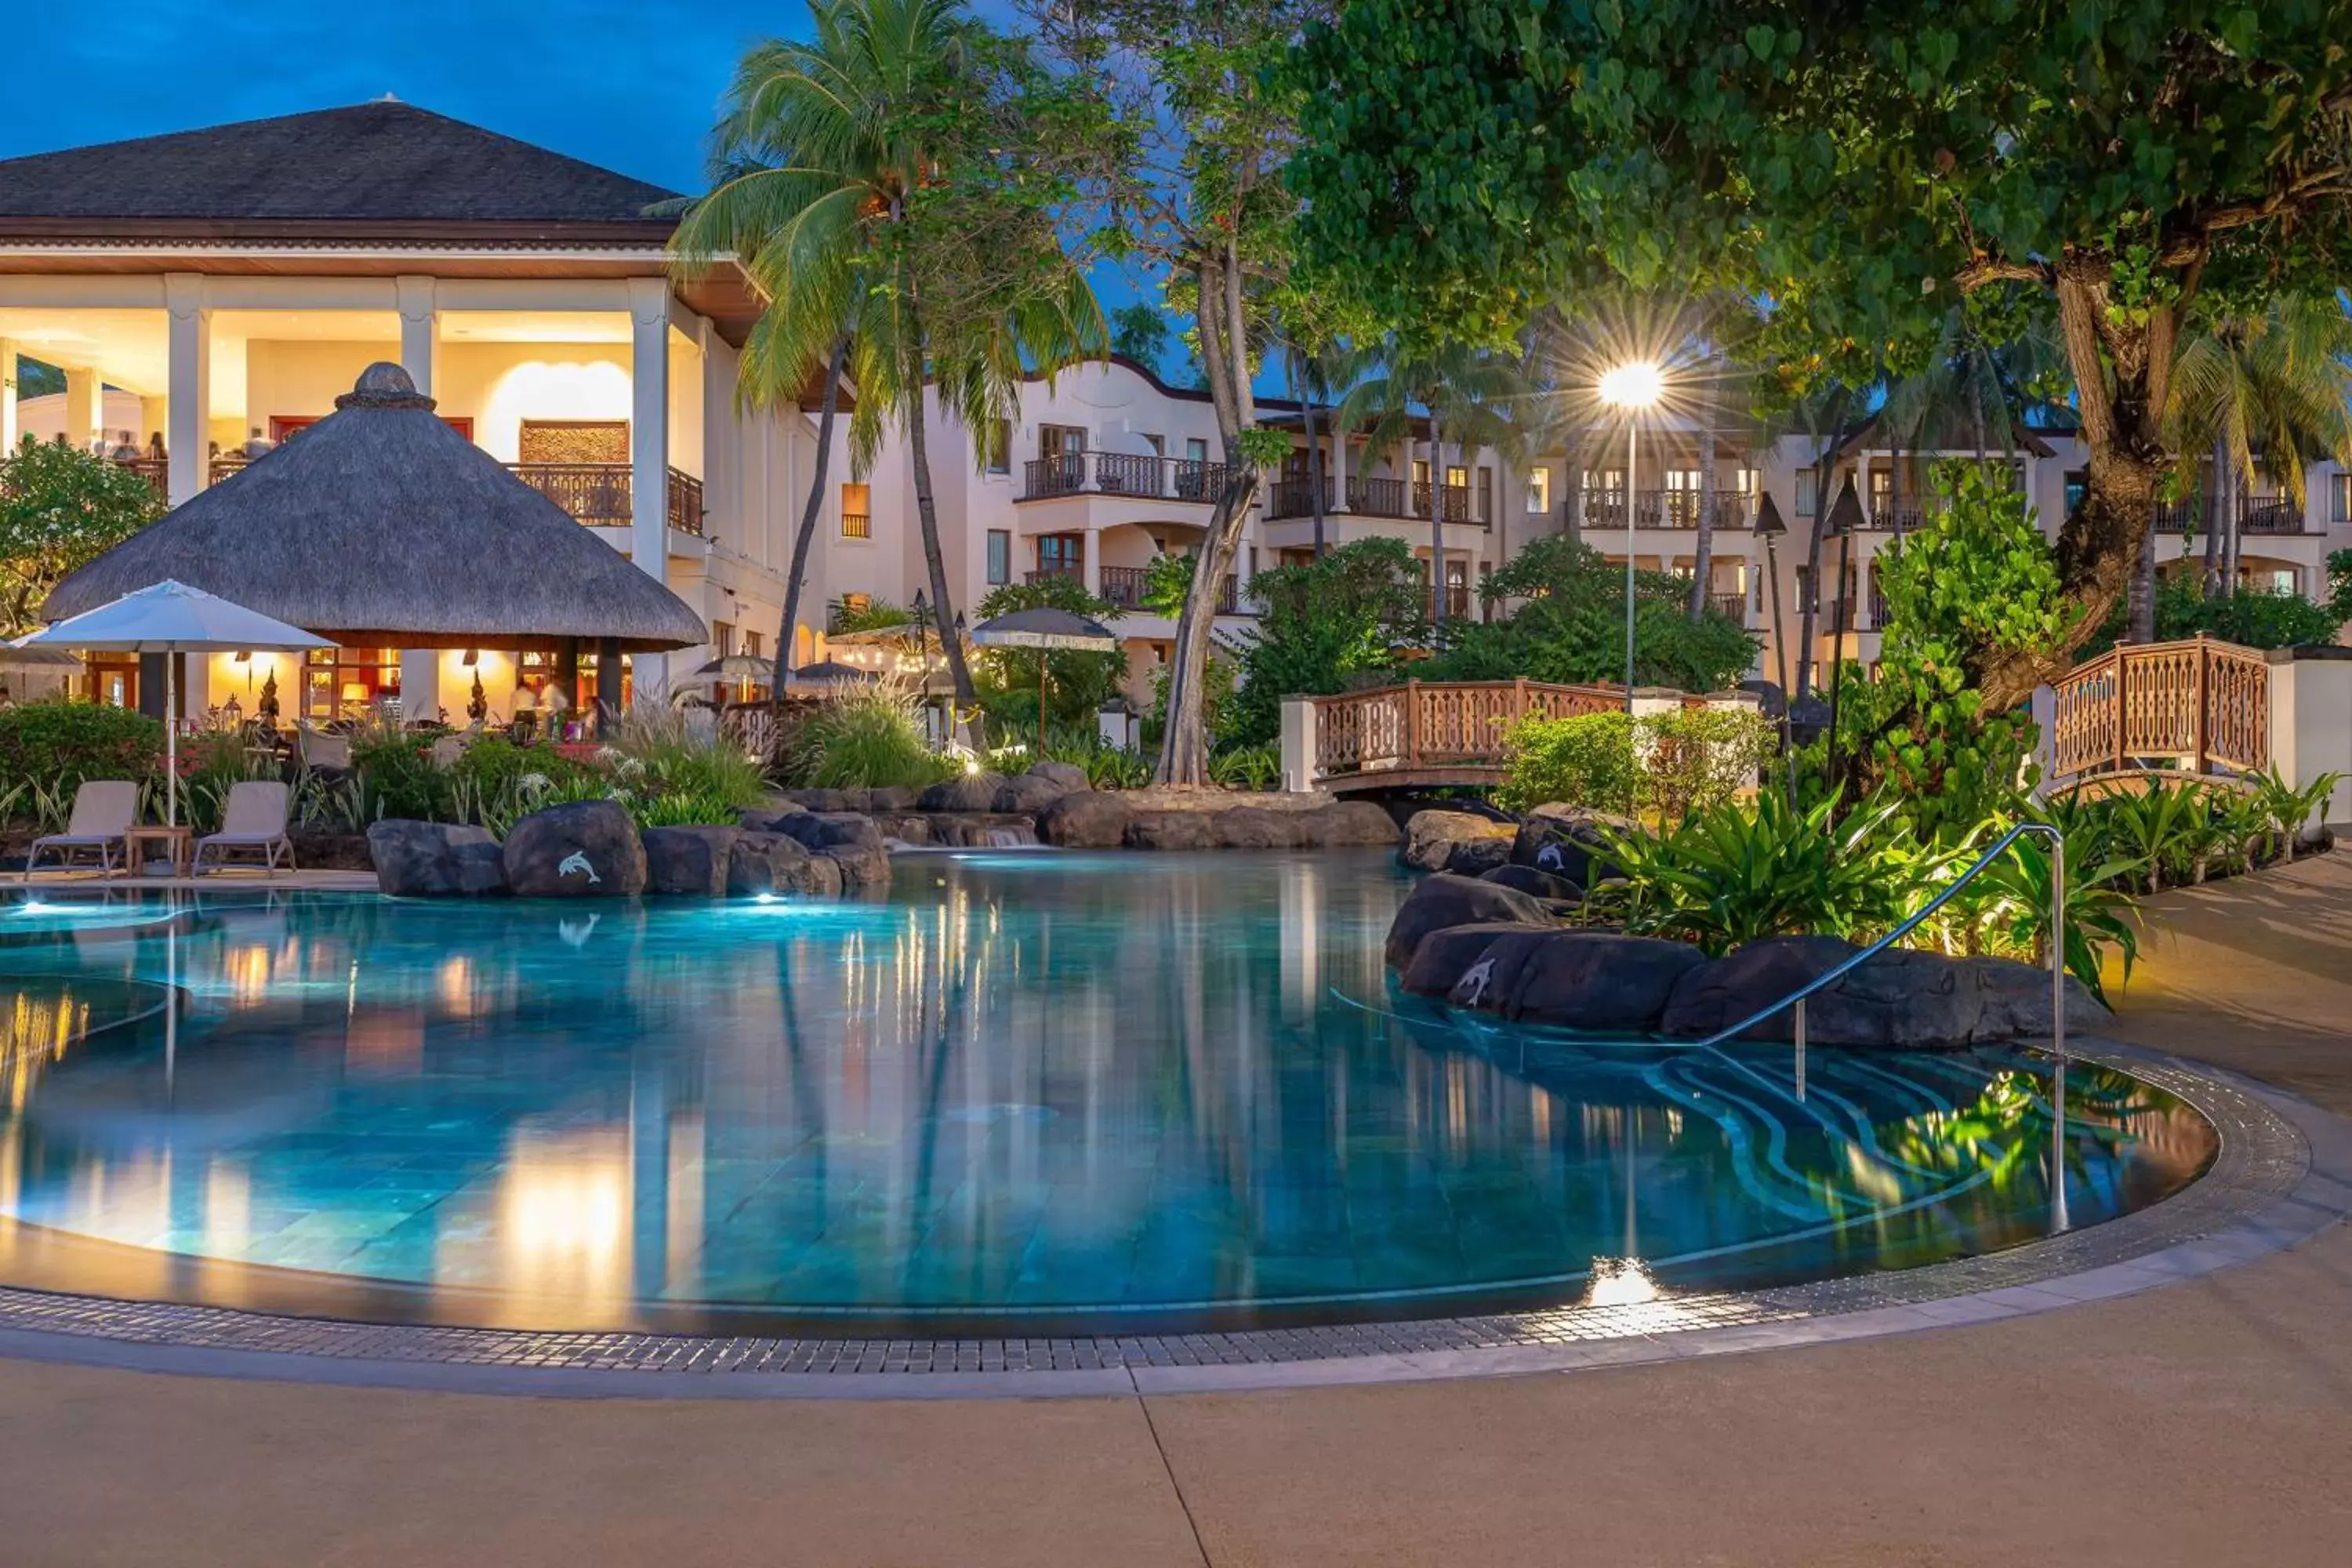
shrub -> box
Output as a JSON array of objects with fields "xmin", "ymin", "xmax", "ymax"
[
  {"xmin": 1497, "ymin": 707, "xmax": 1768, "ymax": 818},
  {"xmin": 347, "ymin": 723, "xmax": 450, "ymax": 822},
  {"xmin": 786, "ymin": 688, "xmax": 957, "ymax": 789},
  {"xmin": 1642, "ymin": 708, "xmax": 1773, "ymax": 818},
  {"xmin": 1218, "ymin": 537, "xmax": 1427, "ymax": 746},
  {"xmin": 0, "ymin": 700, "xmax": 164, "ymax": 793},
  {"xmin": 606, "ymin": 702, "xmax": 768, "ymax": 810},
  {"xmin": 1496, "ymin": 711, "xmax": 1639, "ymax": 814},
  {"xmin": 1207, "ymin": 741, "xmax": 1281, "ymax": 791},
  {"xmin": 635, "ymin": 788, "xmax": 747, "ymax": 826}
]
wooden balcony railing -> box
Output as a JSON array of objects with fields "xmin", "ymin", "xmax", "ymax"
[
  {"xmin": 209, "ymin": 453, "xmax": 251, "ymax": 485},
  {"xmin": 1410, "ymin": 481, "xmax": 1478, "ymax": 524},
  {"xmin": 1580, "ymin": 489, "xmax": 1755, "ymax": 531},
  {"xmin": 1029, "ymin": 563, "xmax": 1244, "ymax": 615},
  {"xmin": 668, "ymin": 469, "xmax": 705, "ymax": 536},
  {"xmin": 1018, "ymin": 451, "xmax": 1238, "ymax": 504},
  {"xmin": 1099, "ymin": 564, "xmax": 1149, "ymax": 609},
  {"xmin": 1710, "ymin": 590, "xmax": 1749, "ymax": 622},
  {"xmin": 2049, "ymin": 634, "xmax": 2270, "ymax": 783},
  {"xmin": 507, "ymin": 463, "xmax": 705, "ymax": 535}
]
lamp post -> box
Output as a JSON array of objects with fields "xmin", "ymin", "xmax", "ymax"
[{"xmin": 1598, "ymin": 361, "xmax": 1664, "ymax": 710}]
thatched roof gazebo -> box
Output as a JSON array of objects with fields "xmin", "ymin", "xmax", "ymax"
[{"xmin": 44, "ymin": 363, "xmax": 706, "ymax": 653}]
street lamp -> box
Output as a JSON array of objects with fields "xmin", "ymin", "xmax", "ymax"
[{"xmin": 1599, "ymin": 361, "xmax": 1664, "ymax": 710}]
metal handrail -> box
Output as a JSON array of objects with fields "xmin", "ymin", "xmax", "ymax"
[{"xmin": 1692, "ymin": 821, "xmax": 2067, "ymax": 1068}]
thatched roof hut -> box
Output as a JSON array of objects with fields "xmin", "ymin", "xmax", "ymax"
[{"xmin": 44, "ymin": 363, "xmax": 707, "ymax": 652}]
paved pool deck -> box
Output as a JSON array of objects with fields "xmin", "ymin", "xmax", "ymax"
[{"xmin": 4, "ymin": 858, "xmax": 2351, "ymax": 1565}]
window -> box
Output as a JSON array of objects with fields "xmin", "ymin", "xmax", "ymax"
[
  {"xmin": 1040, "ymin": 423, "xmax": 1087, "ymax": 459},
  {"xmin": 1185, "ymin": 437, "xmax": 1208, "ymax": 465},
  {"xmin": 2271, "ymin": 568, "xmax": 2299, "ymax": 595},
  {"xmin": 2064, "ymin": 469, "xmax": 2089, "ymax": 519},
  {"xmin": 986, "ymin": 419, "xmax": 1011, "ymax": 475},
  {"xmin": 1037, "ymin": 532, "xmax": 1084, "ymax": 579},
  {"xmin": 840, "ymin": 481, "xmax": 871, "ymax": 539},
  {"xmin": 711, "ymin": 620, "xmax": 734, "ymax": 657},
  {"xmin": 304, "ymin": 647, "xmax": 401, "ymax": 721},
  {"xmin": 1733, "ymin": 468, "xmax": 1761, "ymax": 495},
  {"xmin": 1143, "ymin": 434, "xmax": 1166, "ymax": 457},
  {"xmin": 1526, "ymin": 466, "xmax": 1551, "ymax": 514},
  {"xmin": 1412, "ymin": 459, "xmax": 1431, "ymax": 487},
  {"xmin": 1475, "ymin": 466, "xmax": 1494, "ymax": 522},
  {"xmin": 986, "ymin": 529, "xmax": 1011, "ymax": 586},
  {"xmin": 1795, "ymin": 470, "xmax": 1820, "ymax": 517},
  {"xmin": 743, "ymin": 630, "xmax": 761, "ymax": 659},
  {"xmin": 2334, "ymin": 474, "xmax": 2350, "ymax": 523}
]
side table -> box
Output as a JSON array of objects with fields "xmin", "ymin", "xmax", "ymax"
[{"xmin": 122, "ymin": 824, "xmax": 194, "ymax": 880}]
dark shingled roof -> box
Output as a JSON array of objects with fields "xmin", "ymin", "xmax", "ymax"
[
  {"xmin": 45, "ymin": 363, "xmax": 708, "ymax": 652},
  {"xmin": 0, "ymin": 101, "xmax": 679, "ymax": 233}
]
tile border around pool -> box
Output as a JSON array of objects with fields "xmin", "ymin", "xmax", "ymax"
[{"xmin": 0, "ymin": 1039, "xmax": 2337, "ymax": 1400}]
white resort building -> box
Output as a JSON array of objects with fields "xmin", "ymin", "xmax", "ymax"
[{"xmin": 3, "ymin": 102, "xmax": 2349, "ymax": 719}]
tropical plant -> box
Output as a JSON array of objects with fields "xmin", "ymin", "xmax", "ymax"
[
  {"xmin": 1207, "ymin": 741, "xmax": 1280, "ymax": 792},
  {"xmin": 1219, "ymin": 536, "xmax": 1427, "ymax": 747},
  {"xmin": 971, "ymin": 575, "xmax": 1128, "ymax": 734},
  {"xmin": 346, "ymin": 723, "xmax": 451, "ymax": 823},
  {"xmin": 784, "ymin": 684, "xmax": 958, "ymax": 789},
  {"xmin": 2248, "ymin": 765, "xmax": 2343, "ymax": 862},
  {"xmin": 605, "ymin": 701, "xmax": 770, "ymax": 811},
  {"xmin": 1496, "ymin": 712, "xmax": 1639, "ymax": 815},
  {"xmin": 635, "ymin": 788, "xmax": 752, "ymax": 827},
  {"xmin": 1291, "ymin": 1, "xmax": 2352, "ymax": 708},
  {"xmin": 0, "ymin": 437, "xmax": 164, "ymax": 636},
  {"xmin": 829, "ymin": 597, "xmax": 920, "ymax": 635},
  {"xmin": 0, "ymin": 699, "xmax": 164, "ymax": 792}
]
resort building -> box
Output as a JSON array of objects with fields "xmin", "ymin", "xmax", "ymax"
[{"xmin": 4, "ymin": 100, "xmax": 2348, "ymax": 714}]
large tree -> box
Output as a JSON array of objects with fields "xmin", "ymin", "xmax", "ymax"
[
  {"xmin": 0, "ymin": 437, "xmax": 161, "ymax": 635},
  {"xmin": 1291, "ymin": 0, "xmax": 2352, "ymax": 706}
]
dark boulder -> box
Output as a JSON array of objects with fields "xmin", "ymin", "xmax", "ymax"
[
  {"xmin": 1480, "ymin": 863, "xmax": 1581, "ymax": 901},
  {"xmin": 726, "ymin": 831, "xmax": 844, "ymax": 898},
  {"xmin": 1295, "ymin": 800, "xmax": 1400, "ymax": 848},
  {"xmin": 874, "ymin": 814, "xmax": 933, "ymax": 848},
  {"xmin": 737, "ymin": 804, "xmax": 808, "ymax": 834},
  {"xmin": 502, "ymin": 801, "xmax": 646, "ymax": 898},
  {"xmin": 1025, "ymin": 760, "xmax": 1091, "ymax": 793},
  {"xmin": 1511, "ymin": 808, "xmax": 1628, "ymax": 886},
  {"xmin": 1039, "ymin": 792, "xmax": 1134, "ymax": 848},
  {"xmin": 1964, "ymin": 956, "xmax": 2112, "ymax": 1040},
  {"xmin": 1383, "ymin": 873, "xmax": 1552, "ymax": 971},
  {"xmin": 866, "ymin": 785, "xmax": 917, "ymax": 813},
  {"xmin": 781, "ymin": 787, "xmax": 856, "ymax": 813},
  {"xmin": 1127, "ymin": 811, "xmax": 1220, "ymax": 851},
  {"xmin": 918, "ymin": 774, "xmax": 1005, "ymax": 813},
  {"xmin": 1447, "ymin": 930, "xmax": 1705, "ymax": 1031},
  {"xmin": 1399, "ymin": 921, "xmax": 1556, "ymax": 996},
  {"xmin": 1660, "ymin": 935, "xmax": 2071, "ymax": 1049},
  {"xmin": 1658, "ymin": 935, "xmax": 1857, "ymax": 1042},
  {"xmin": 641, "ymin": 825, "xmax": 739, "ymax": 896},
  {"xmin": 771, "ymin": 812, "xmax": 891, "ymax": 888},
  {"xmin": 1216, "ymin": 806, "xmax": 1306, "ymax": 849},
  {"xmin": 1399, "ymin": 809, "xmax": 1513, "ymax": 873},
  {"xmin": 368, "ymin": 820, "xmax": 506, "ymax": 897},
  {"xmin": 927, "ymin": 813, "xmax": 1040, "ymax": 847},
  {"xmin": 1444, "ymin": 838, "xmax": 1512, "ymax": 877},
  {"xmin": 995, "ymin": 773, "xmax": 1078, "ymax": 815}
]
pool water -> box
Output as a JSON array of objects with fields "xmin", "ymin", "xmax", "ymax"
[{"xmin": 0, "ymin": 853, "xmax": 2213, "ymax": 1335}]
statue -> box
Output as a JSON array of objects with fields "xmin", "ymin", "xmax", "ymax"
[
  {"xmin": 256, "ymin": 670, "xmax": 281, "ymax": 720},
  {"xmin": 468, "ymin": 670, "xmax": 488, "ymax": 722}
]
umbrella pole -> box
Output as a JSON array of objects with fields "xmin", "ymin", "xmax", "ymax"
[{"xmin": 166, "ymin": 653, "xmax": 178, "ymax": 829}]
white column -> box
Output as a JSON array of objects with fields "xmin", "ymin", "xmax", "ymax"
[
  {"xmin": 1330, "ymin": 426, "xmax": 1349, "ymax": 512},
  {"xmin": 1279, "ymin": 696, "xmax": 1319, "ymax": 792},
  {"xmin": 165, "ymin": 274, "xmax": 210, "ymax": 506},
  {"xmin": 64, "ymin": 368, "xmax": 103, "ymax": 453},
  {"xmin": 627, "ymin": 277, "xmax": 673, "ymax": 699},
  {"xmin": 1083, "ymin": 526, "xmax": 1102, "ymax": 596},
  {"xmin": 698, "ymin": 319, "xmax": 731, "ymax": 539},
  {"xmin": 2267, "ymin": 649, "xmax": 2352, "ymax": 827},
  {"xmin": 396, "ymin": 275, "xmax": 436, "ymax": 398},
  {"xmin": 0, "ymin": 340, "xmax": 16, "ymax": 456},
  {"xmin": 400, "ymin": 650, "xmax": 442, "ymax": 727}
]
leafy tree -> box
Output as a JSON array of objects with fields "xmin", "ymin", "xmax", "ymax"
[
  {"xmin": 0, "ymin": 437, "xmax": 162, "ymax": 635},
  {"xmin": 1421, "ymin": 535, "xmax": 1757, "ymax": 692},
  {"xmin": 678, "ymin": 0, "xmax": 1105, "ymax": 718},
  {"xmin": 2084, "ymin": 574, "xmax": 2347, "ymax": 655},
  {"xmin": 1290, "ymin": 0, "xmax": 2352, "ymax": 707},
  {"xmin": 971, "ymin": 574, "xmax": 1127, "ymax": 731},
  {"xmin": 1024, "ymin": 0, "xmax": 1329, "ymax": 784},
  {"xmin": 1109, "ymin": 301, "xmax": 1173, "ymax": 365},
  {"xmin": 1220, "ymin": 536, "xmax": 1427, "ymax": 746}
]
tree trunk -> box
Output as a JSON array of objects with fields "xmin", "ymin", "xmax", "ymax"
[
  {"xmin": 1156, "ymin": 246, "xmax": 1258, "ymax": 786},
  {"xmin": 2222, "ymin": 456, "xmax": 2241, "ymax": 597},
  {"xmin": 1973, "ymin": 260, "xmax": 2174, "ymax": 711},
  {"xmin": 899, "ymin": 292, "xmax": 976, "ymax": 711},
  {"xmin": 770, "ymin": 336, "xmax": 848, "ymax": 725},
  {"xmin": 2200, "ymin": 435, "xmax": 2224, "ymax": 597},
  {"xmin": 1305, "ymin": 395, "xmax": 1327, "ymax": 559},
  {"xmin": 2127, "ymin": 506, "xmax": 2158, "ymax": 642},
  {"xmin": 1428, "ymin": 419, "xmax": 1447, "ymax": 636},
  {"xmin": 1689, "ymin": 419, "xmax": 1717, "ymax": 620},
  {"xmin": 1793, "ymin": 444, "xmax": 1833, "ymax": 701},
  {"xmin": 1563, "ymin": 443, "xmax": 1584, "ymax": 544}
]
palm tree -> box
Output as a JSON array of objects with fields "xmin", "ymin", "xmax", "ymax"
[
  {"xmin": 674, "ymin": 0, "xmax": 1102, "ymax": 715},
  {"xmin": 2168, "ymin": 296, "xmax": 2352, "ymax": 610},
  {"xmin": 1341, "ymin": 340, "xmax": 1529, "ymax": 637},
  {"xmin": 1277, "ymin": 322, "xmax": 1352, "ymax": 559}
]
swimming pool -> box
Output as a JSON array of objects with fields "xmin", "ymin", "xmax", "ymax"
[{"xmin": 0, "ymin": 851, "xmax": 2213, "ymax": 1335}]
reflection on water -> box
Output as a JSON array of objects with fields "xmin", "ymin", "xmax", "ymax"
[{"xmin": 0, "ymin": 856, "xmax": 2216, "ymax": 1334}]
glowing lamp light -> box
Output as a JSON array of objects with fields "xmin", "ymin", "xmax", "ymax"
[{"xmin": 1598, "ymin": 360, "xmax": 1664, "ymax": 410}]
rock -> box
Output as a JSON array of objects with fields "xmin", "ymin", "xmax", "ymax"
[
  {"xmin": 1480, "ymin": 863, "xmax": 1581, "ymax": 901},
  {"xmin": 782, "ymin": 787, "xmax": 855, "ymax": 813},
  {"xmin": 1399, "ymin": 921, "xmax": 1557, "ymax": 996},
  {"xmin": 640, "ymin": 825, "xmax": 740, "ymax": 896},
  {"xmin": 926, "ymin": 813, "xmax": 1041, "ymax": 847},
  {"xmin": 918, "ymin": 774, "xmax": 1005, "ymax": 812},
  {"xmin": 1127, "ymin": 811, "xmax": 1221, "ymax": 851},
  {"xmin": 501, "ymin": 801, "xmax": 646, "ymax": 898},
  {"xmin": 1383, "ymin": 873, "xmax": 1553, "ymax": 971},
  {"xmin": 368, "ymin": 820, "xmax": 507, "ymax": 897},
  {"xmin": 1657, "ymin": 935, "xmax": 1857, "ymax": 1042},
  {"xmin": 1399, "ymin": 809, "xmax": 1514, "ymax": 873},
  {"xmin": 738, "ymin": 804, "xmax": 807, "ymax": 833},
  {"xmin": 1025, "ymin": 760, "xmax": 1091, "ymax": 793},
  {"xmin": 771, "ymin": 812, "xmax": 891, "ymax": 888},
  {"xmin": 1215, "ymin": 806, "xmax": 1306, "ymax": 849},
  {"xmin": 994, "ymin": 773, "xmax": 1078, "ymax": 814},
  {"xmin": 1039, "ymin": 792, "xmax": 1134, "ymax": 848},
  {"xmin": 1963, "ymin": 956, "xmax": 2112, "ymax": 1040},
  {"xmin": 866, "ymin": 786, "xmax": 916, "ymax": 813},
  {"xmin": 1659, "ymin": 936, "xmax": 2073, "ymax": 1049},
  {"xmin": 873, "ymin": 813, "xmax": 932, "ymax": 847},
  {"xmin": 1511, "ymin": 807, "xmax": 1629, "ymax": 886},
  {"xmin": 1295, "ymin": 801, "xmax": 1400, "ymax": 848},
  {"xmin": 1449, "ymin": 930, "xmax": 1705, "ymax": 1031},
  {"xmin": 726, "ymin": 831, "xmax": 843, "ymax": 898},
  {"xmin": 1444, "ymin": 838, "xmax": 1513, "ymax": 877}
]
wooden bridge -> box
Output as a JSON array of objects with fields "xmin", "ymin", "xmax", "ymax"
[
  {"xmin": 2046, "ymin": 634, "xmax": 2270, "ymax": 790},
  {"xmin": 1292, "ymin": 678, "xmax": 1626, "ymax": 793}
]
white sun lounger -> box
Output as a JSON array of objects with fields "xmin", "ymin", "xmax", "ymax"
[
  {"xmin": 192, "ymin": 780, "xmax": 296, "ymax": 877},
  {"xmin": 24, "ymin": 780, "xmax": 139, "ymax": 880}
]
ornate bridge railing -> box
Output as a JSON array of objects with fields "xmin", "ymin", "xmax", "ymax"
[
  {"xmin": 2049, "ymin": 634, "xmax": 2270, "ymax": 784},
  {"xmin": 1306, "ymin": 678, "xmax": 1623, "ymax": 786}
]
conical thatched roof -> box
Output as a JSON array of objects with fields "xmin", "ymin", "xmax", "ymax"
[{"xmin": 45, "ymin": 364, "xmax": 707, "ymax": 652}]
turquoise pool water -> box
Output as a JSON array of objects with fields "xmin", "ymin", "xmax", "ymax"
[{"xmin": 0, "ymin": 853, "xmax": 2212, "ymax": 1334}]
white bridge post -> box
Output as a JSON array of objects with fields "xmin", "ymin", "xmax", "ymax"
[
  {"xmin": 2267, "ymin": 647, "xmax": 2352, "ymax": 827},
  {"xmin": 1280, "ymin": 696, "xmax": 1319, "ymax": 793}
]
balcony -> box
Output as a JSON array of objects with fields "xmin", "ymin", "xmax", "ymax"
[
  {"xmin": 1035, "ymin": 564, "xmax": 1243, "ymax": 615},
  {"xmin": 507, "ymin": 463, "xmax": 706, "ymax": 537},
  {"xmin": 1021, "ymin": 451, "xmax": 1237, "ymax": 504},
  {"xmin": 1710, "ymin": 590, "xmax": 1749, "ymax": 621},
  {"xmin": 111, "ymin": 455, "xmax": 169, "ymax": 502},
  {"xmin": 2152, "ymin": 495, "xmax": 2314, "ymax": 537},
  {"xmin": 1579, "ymin": 489, "xmax": 1755, "ymax": 531},
  {"xmin": 1263, "ymin": 474, "xmax": 1486, "ymax": 526}
]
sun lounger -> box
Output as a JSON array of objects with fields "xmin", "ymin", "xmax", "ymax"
[
  {"xmin": 192, "ymin": 780, "xmax": 296, "ymax": 877},
  {"xmin": 24, "ymin": 780, "xmax": 139, "ymax": 880}
]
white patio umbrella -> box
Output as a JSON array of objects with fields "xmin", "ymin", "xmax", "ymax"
[{"xmin": 16, "ymin": 580, "xmax": 334, "ymax": 826}]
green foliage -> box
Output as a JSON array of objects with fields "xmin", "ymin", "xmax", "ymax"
[
  {"xmin": 1497, "ymin": 706, "xmax": 1771, "ymax": 818},
  {"xmin": 971, "ymin": 575, "xmax": 1128, "ymax": 731},
  {"xmin": 635, "ymin": 789, "xmax": 751, "ymax": 828},
  {"xmin": 1421, "ymin": 535, "xmax": 1757, "ymax": 693},
  {"xmin": 180, "ymin": 731, "xmax": 285, "ymax": 835},
  {"xmin": 785, "ymin": 690, "xmax": 958, "ymax": 789},
  {"xmin": 604, "ymin": 703, "xmax": 770, "ymax": 812},
  {"xmin": 0, "ymin": 700, "xmax": 164, "ymax": 793},
  {"xmin": 1037, "ymin": 729, "xmax": 1154, "ymax": 789},
  {"xmin": 830, "ymin": 597, "xmax": 918, "ymax": 634},
  {"xmin": 2249, "ymin": 764, "xmax": 2342, "ymax": 862},
  {"xmin": 347, "ymin": 725, "xmax": 450, "ymax": 822},
  {"xmin": 0, "ymin": 437, "xmax": 163, "ymax": 635},
  {"xmin": 1221, "ymin": 537, "xmax": 1427, "ymax": 746},
  {"xmin": 1109, "ymin": 302, "xmax": 1172, "ymax": 365},
  {"xmin": 2084, "ymin": 575, "xmax": 2348, "ymax": 657},
  {"xmin": 1207, "ymin": 742, "xmax": 1281, "ymax": 792}
]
